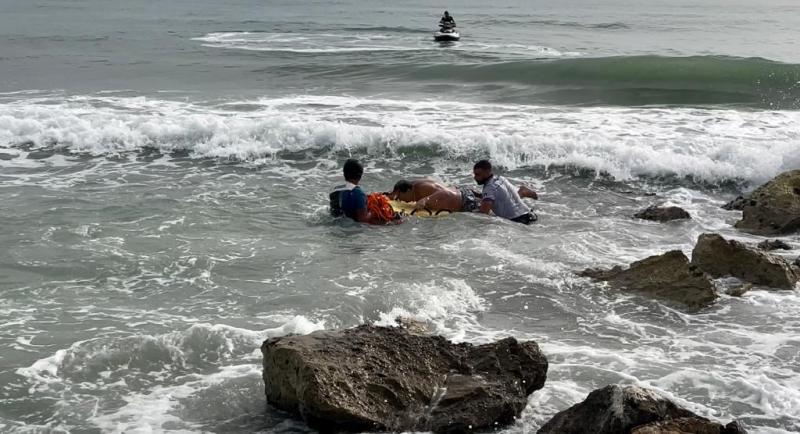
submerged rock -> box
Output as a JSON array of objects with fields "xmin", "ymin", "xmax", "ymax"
[
  {"xmin": 634, "ymin": 206, "xmax": 691, "ymax": 222},
  {"xmin": 691, "ymin": 233, "xmax": 799, "ymax": 290},
  {"xmin": 757, "ymin": 239, "xmax": 792, "ymax": 251},
  {"xmin": 722, "ymin": 196, "xmax": 752, "ymax": 211},
  {"xmin": 580, "ymin": 250, "xmax": 717, "ymax": 308},
  {"xmin": 728, "ymin": 283, "xmax": 753, "ymax": 297},
  {"xmin": 538, "ymin": 385, "xmax": 747, "ymax": 434},
  {"xmin": 261, "ymin": 325, "xmax": 548, "ymax": 434},
  {"xmin": 734, "ymin": 170, "xmax": 800, "ymax": 235}
]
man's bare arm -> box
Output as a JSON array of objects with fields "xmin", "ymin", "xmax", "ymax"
[{"xmin": 478, "ymin": 199, "xmax": 493, "ymax": 214}]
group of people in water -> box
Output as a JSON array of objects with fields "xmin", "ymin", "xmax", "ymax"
[{"xmin": 330, "ymin": 159, "xmax": 539, "ymax": 225}]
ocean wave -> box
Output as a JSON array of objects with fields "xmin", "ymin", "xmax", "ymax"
[
  {"xmin": 192, "ymin": 31, "xmax": 573, "ymax": 56},
  {"xmin": 373, "ymin": 278, "xmax": 487, "ymax": 341},
  {"xmin": 340, "ymin": 25, "xmax": 427, "ymax": 34},
  {"xmin": 407, "ymin": 56, "xmax": 800, "ymax": 109},
  {"xmin": 1, "ymin": 95, "xmax": 799, "ymax": 183},
  {"xmin": 477, "ymin": 17, "xmax": 629, "ymax": 30},
  {"xmin": 15, "ymin": 317, "xmax": 324, "ymax": 387},
  {"xmin": 193, "ymin": 31, "xmax": 426, "ymax": 53}
]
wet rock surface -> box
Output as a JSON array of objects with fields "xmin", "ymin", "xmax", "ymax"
[
  {"xmin": 722, "ymin": 195, "xmax": 753, "ymax": 211},
  {"xmin": 734, "ymin": 170, "xmax": 800, "ymax": 235},
  {"xmin": 580, "ymin": 250, "xmax": 717, "ymax": 308},
  {"xmin": 538, "ymin": 385, "xmax": 747, "ymax": 434},
  {"xmin": 634, "ymin": 206, "xmax": 691, "ymax": 222},
  {"xmin": 757, "ymin": 239, "xmax": 792, "ymax": 251},
  {"xmin": 537, "ymin": 384, "xmax": 695, "ymax": 434},
  {"xmin": 261, "ymin": 325, "xmax": 548, "ymax": 433},
  {"xmin": 632, "ymin": 417, "xmax": 749, "ymax": 434},
  {"xmin": 692, "ymin": 233, "xmax": 799, "ymax": 290}
]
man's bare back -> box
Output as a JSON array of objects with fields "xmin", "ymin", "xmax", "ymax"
[
  {"xmin": 388, "ymin": 180, "xmax": 465, "ymax": 212},
  {"xmin": 389, "ymin": 178, "xmax": 538, "ymax": 213}
]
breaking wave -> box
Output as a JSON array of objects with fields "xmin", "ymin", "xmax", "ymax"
[{"xmin": 1, "ymin": 95, "xmax": 799, "ymax": 183}]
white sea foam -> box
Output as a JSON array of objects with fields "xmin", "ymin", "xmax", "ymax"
[
  {"xmin": 375, "ymin": 278, "xmax": 487, "ymax": 341},
  {"xmin": 15, "ymin": 317, "xmax": 324, "ymax": 387},
  {"xmin": 88, "ymin": 363, "xmax": 262, "ymax": 433},
  {"xmin": 192, "ymin": 31, "xmax": 575, "ymax": 56},
  {"xmin": 194, "ymin": 31, "xmax": 425, "ymax": 53},
  {"xmin": 2, "ymin": 95, "xmax": 799, "ymax": 184},
  {"xmin": 11, "ymin": 318, "xmax": 325, "ymax": 431}
]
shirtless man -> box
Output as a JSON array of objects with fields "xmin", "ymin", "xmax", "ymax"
[{"xmin": 388, "ymin": 179, "xmax": 537, "ymax": 213}]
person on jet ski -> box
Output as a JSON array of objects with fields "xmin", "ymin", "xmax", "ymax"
[{"xmin": 439, "ymin": 11, "xmax": 456, "ymax": 29}]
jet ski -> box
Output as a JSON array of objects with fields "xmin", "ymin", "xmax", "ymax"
[{"xmin": 434, "ymin": 24, "xmax": 460, "ymax": 42}]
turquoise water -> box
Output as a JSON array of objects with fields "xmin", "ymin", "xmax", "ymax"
[{"xmin": 1, "ymin": 0, "xmax": 799, "ymax": 432}]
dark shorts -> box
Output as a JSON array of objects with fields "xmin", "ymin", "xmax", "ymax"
[
  {"xmin": 510, "ymin": 212, "xmax": 538, "ymax": 225},
  {"xmin": 459, "ymin": 187, "xmax": 479, "ymax": 212}
]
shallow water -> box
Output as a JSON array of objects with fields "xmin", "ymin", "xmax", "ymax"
[{"xmin": 1, "ymin": 0, "xmax": 800, "ymax": 433}]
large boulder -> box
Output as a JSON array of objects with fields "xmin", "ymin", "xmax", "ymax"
[
  {"xmin": 580, "ymin": 250, "xmax": 717, "ymax": 308},
  {"xmin": 734, "ymin": 170, "xmax": 800, "ymax": 235},
  {"xmin": 634, "ymin": 206, "xmax": 691, "ymax": 222},
  {"xmin": 691, "ymin": 233, "xmax": 799, "ymax": 290},
  {"xmin": 261, "ymin": 325, "xmax": 548, "ymax": 434},
  {"xmin": 538, "ymin": 385, "xmax": 746, "ymax": 434}
]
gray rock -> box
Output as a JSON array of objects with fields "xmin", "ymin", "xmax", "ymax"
[
  {"xmin": 634, "ymin": 206, "xmax": 691, "ymax": 222},
  {"xmin": 757, "ymin": 239, "xmax": 792, "ymax": 251},
  {"xmin": 580, "ymin": 250, "xmax": 717, "ymax": 308},
  {"xmin": 537, "ymin": 384, "xmax": 696, "ymax": 434},
  {"xmin": 722, "ymin": 196, "xmax": 752, "ymax": 211},
  {"xmin": 723, "ymin": 420, "xmax": 750, "ymax": 434},
  {"xmin": 735, "ymin": 170, "xmax": 800, "ymax": 235},
  {"xmin": 691, "ymin": 233, "xmax": 799, "ymax": 290},
  {"xmin": 261, "ymin": 325, "xmax": 548, "ymax": 434},
  {"xmin": 728, "ymin": 284, "xmax": 753, "ymax": 297},
  {"xmin": 632, "ymin": 417, "xmax": 748, "ymax": 434},
  {"xmin": 632, "ymin": 417, "xmax": 724, "ymax": 434}
]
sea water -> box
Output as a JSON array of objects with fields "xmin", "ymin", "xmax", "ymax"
[{"xmin": 1, "ymin": 0, "xmax": 799, "ymax": 432}]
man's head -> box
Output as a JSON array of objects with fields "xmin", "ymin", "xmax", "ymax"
[
  {"xmin": 343, "ymin": 159, "xmax": 364, "ymax": 184},
  {"xmin": 444, "ymin": 11, "xmax": 450, "ymax": 17},
  {"xmin": 473, "ymin": 160, "xmax": 493, "ymax": 185},
  {"xmin": 389, "ymin": 180, "xmax": 414, "ymax": 201}
]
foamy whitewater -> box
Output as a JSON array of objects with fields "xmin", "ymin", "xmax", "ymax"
[{"xmin": 1, "ymin": 0, "xmax": 800, "ymax": 432}]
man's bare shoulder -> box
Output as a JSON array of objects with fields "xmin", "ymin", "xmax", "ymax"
[{"xmin": 412, "ymin": 179, "xmax": 448, "ymax": 189}]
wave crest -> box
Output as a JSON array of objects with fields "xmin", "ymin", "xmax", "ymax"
[{"xmin": 2, "ymin": 95, "xmax": 799, "ymax": 183}]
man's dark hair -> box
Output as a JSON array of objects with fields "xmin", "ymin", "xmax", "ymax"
[
  {"xmin": 343, "ymin": 159, "xmax": 364, "ymax": 182},
  {"xmin": 393, "ymin": 180, "xmax": 413, "ymax": 193},
  {"xmin": 473, "ymin": 160, "xmax": 492, "ymax": 171}
]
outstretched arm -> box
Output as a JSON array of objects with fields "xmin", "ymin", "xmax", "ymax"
[{"xmin": 518, "ymin": 185, "xmax": 538, "ymax": 200}]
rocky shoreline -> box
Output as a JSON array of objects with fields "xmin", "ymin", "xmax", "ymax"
[
  {"xmin": 261, "ymin": 325, "xmax": 750, "ymax": 434},
  {"xmin": 258, "ymin": 170, "xmax": 799, "ymax": 433}
]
